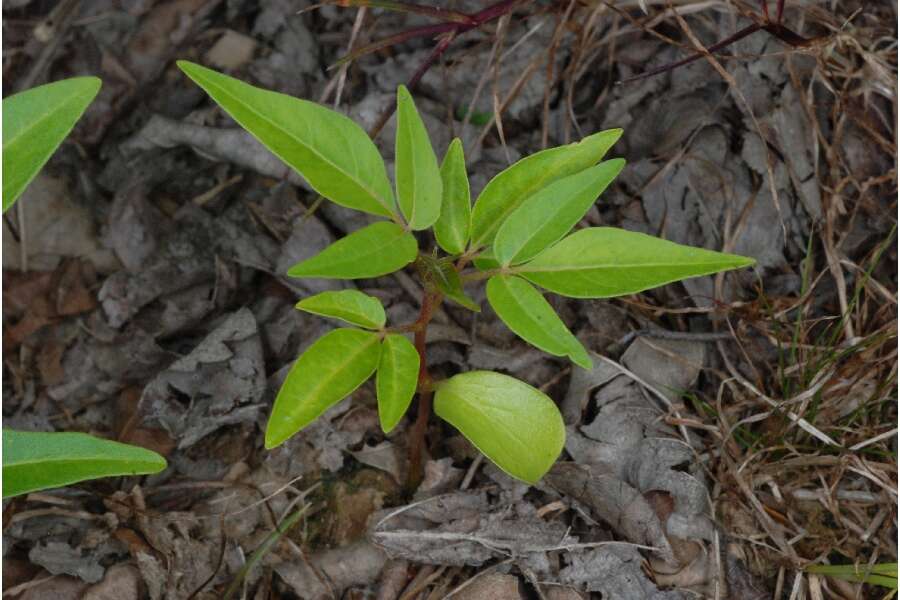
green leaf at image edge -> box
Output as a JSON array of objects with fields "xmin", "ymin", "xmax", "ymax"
[
  {"xmin": 395, "ymin": 85, "xmax": 442, "ymax": 230},
  {"xmin": 2, "ymin": 430, "xmax": 166, "ymax": 499},
  {"xmin": 469, "ymin": 128, "xmax": 622, "ymax": 249},
  {"xmin": 486, "ymin": 275, "xmax": 590, "ymax": 369},
  {"xmin": 296, "ymin": 290, "xmax": 386, "ymax": 329},
  {"xmin": 434, "ymin": 138, "xmax": 471, "ymax": 255},
  {"xmin": 288, "ymin": 221, "xmax": 418, "ymax": 280},
  {"xmin": 516, "ymin": 227, "xmax": 755, "ymax": 298},
  {"xmin": 266, "ymin": 328, "xmax": 381, "ymax": 448},
  {"xmin": 376, "ymin": 334, "xmax": 420, "ymax": 433},
  {"xmin": 177, "ymin": 61, "xmax": 397, "ymax": 219},
  {"xmin": 434, "ymin": 371, "xmax": 565, "ymax": 484},
  {"xmin": 2, "ymin": 77, "xmax": 101, "ymax": 212}
]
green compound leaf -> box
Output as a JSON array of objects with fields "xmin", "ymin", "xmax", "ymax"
[
  {"xmin": 434, "ymin": 371, "xmax": 565, "ymax": 484},
  {"xmin": 515, "ymin": 227, "xmax": 756, "ymax": 298},
  {"xmin": 469, "ymin": 128, "xmax": 622, "ymax": 249},
  {"xmin": 288, "ymin": 221, "xmax": 418, "ymax": 279},
  {"xmin": 296, "ymin": 290, "xmax": 386, "ymax": 329},
  {"xmin": 178, "ymin": 61, "xmax": 396, "ymax": 219},
  {"xmin": 2, "ymin": 429, "xmax": 166, "ymax": 499},
  {"xmin": 434, "ymin": 138, "xmax": 471, "ymax": 255},
  {"xmin": 494, "ymin": 159, "xmax": 625, "ymax": 266},
  {"xmin": 3, "ymin": 77, "xmax": 101, "ymax": 212},
  {"xmin": 486, "ymin": 275, "xmax": 591, "ymax": 369},
  {"xmin": 395, "ymin": 85, "xmax": 442, "ymax": 230},
  {"xmin": 266, "ymin": 328, "xmax": 381, "ymax": 448},
  {"xmin": 376, "ymin": 334, "xmax": 420, "ymax": 433}
]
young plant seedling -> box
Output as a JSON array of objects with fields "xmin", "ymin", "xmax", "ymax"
[
  {"xmin": 2, "ymin": 77, "xmax": 168, "ymax": 498},
  {"xmin": 178, "ymin": 61, "xmax": 755, "ymax": 485}
]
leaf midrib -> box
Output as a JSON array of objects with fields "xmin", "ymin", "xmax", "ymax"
[
  {"xmin": 4, "ymin": 456, "xmax": 160, "ymax": 468},
  {"xmin": 518, "ymin": 259, "xmax": 743, "ymax": 273}
]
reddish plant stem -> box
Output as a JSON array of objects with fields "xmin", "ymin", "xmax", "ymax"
[
  {"xmin": 336, "ymin": 1, "xmax": 477, "ymax": 25},
  {"xmin": 405, "ymin": 291, "xmax": 441, "ymax": 493},
  {"xmin": 617, "ymin": 0, "xmax": 816, "ymax": 85},
  {"xmin": 365, "ymin": 0, "xmax": 528, "ymax": 139}
]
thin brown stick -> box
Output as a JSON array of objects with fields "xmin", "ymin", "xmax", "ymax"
[{"xmin": 405, "ymin": 291, "xmax": 442, "ymax": 493}]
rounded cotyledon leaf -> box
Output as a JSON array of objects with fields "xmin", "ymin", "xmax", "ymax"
[
  {"xmin": 376, "ymin": 334, "xmax": 420, "ymax": 433},
  {"xmin": 296, "ymin": 290, "xmax": 386, "ymax": 329},
  {"xmin": 486, "ymin": 275, "xmax": 591, "ymax": 369},
  {"xmin": 266, "ymin": 328, "xmax": 381, "ymax": 448},
  {"xmin": 493, "ymin": 159, "xmax": 625, "ymax": 266},
  {"xmin": 3, "ymin": 77, "xmax": 101, "ymax": 212},
  {"xmin": 395, "ymin": 85, "xmax": 442, "ymax": 230},
  {"xmin": 515, "ymin": 227, "xmax": 756, "ymax": 298},
  {"xmin": 177, "ymin": 61, "xmax": 397, "ymax": 219},
  {"xmin": 434, "ymin": 371, "xmax": 566, "ymax": 484},
  {"xmin": 434, "ymin": 138, "xmax": 471, "ymax": 255},
  {"xmin": 288, "ymin": 221, "xmax": 418, "ymax": 280},
  {"xmin": 468, "ymin": 128, "xmax": 622, "ymax": 250},
  {"xmin": 2, "ymin": 429, "xmax": 166, "ymax": 499}
]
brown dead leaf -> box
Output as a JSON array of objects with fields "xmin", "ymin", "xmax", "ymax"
[
  {"xmin": 3, "ymin": 259, "xmax": 98, "ymax": 350},
  {"xmin": 204, "ymin": 30, "xmax": 257, "ymax": 70},
  {"xmin": 82, "ymin": 564, "xmax": 143, "ymax": 600},
  {"xmin": 454, "ymin": 572, "xmax": 524, "ymax": 600},
  {"xmin": 2, "ymin": 557, "xmax": 41, "ymax": 590},
  {"xmin": 2, "ymin": 175, "xmax": 108, "ymax": 272},
  {"xmin": 54, "ymin": 259, "xmax": 97, "ymax": 316},
  {"xmin": 114, "ymin": 388, "xmax": 177, "ymax": 459},
  {"xmin": 112, "ymin": 528, "xmax": 156, "ymax": 558},
  {"xmin": 18, "ymin": 575, "xmax": 89, "ymax": 600},
  {"xmin": 321, "ymin": 470, "xmax": 398, "ymax": 546},
  {"xmin": 36, "ymin": 340, "xmax": 66, "ymax": 386}
]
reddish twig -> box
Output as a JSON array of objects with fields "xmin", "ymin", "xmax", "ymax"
[
  {"xmin": 323, "ymin": 0, "xmax": 530, "ymax": 139},
  {"xmin": 618, "ymin": 0, "xmax": 819, "ymax": 85},
  {"xmin": 330, "ymin": 0, "xmax": 476, "ymax": 25},
  {"xmin": 405, "ymin": 290, "xmax": 441, "ymax": 493}
]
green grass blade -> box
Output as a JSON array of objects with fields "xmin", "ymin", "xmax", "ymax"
[{"xmin": 806, "ymin": 563, "xmax": 897, "ymax": 590}]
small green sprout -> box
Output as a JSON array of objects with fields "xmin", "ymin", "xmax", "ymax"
[{"xmin": 178, "ymin": 61, "xmax": 755, "ymax": 485}]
